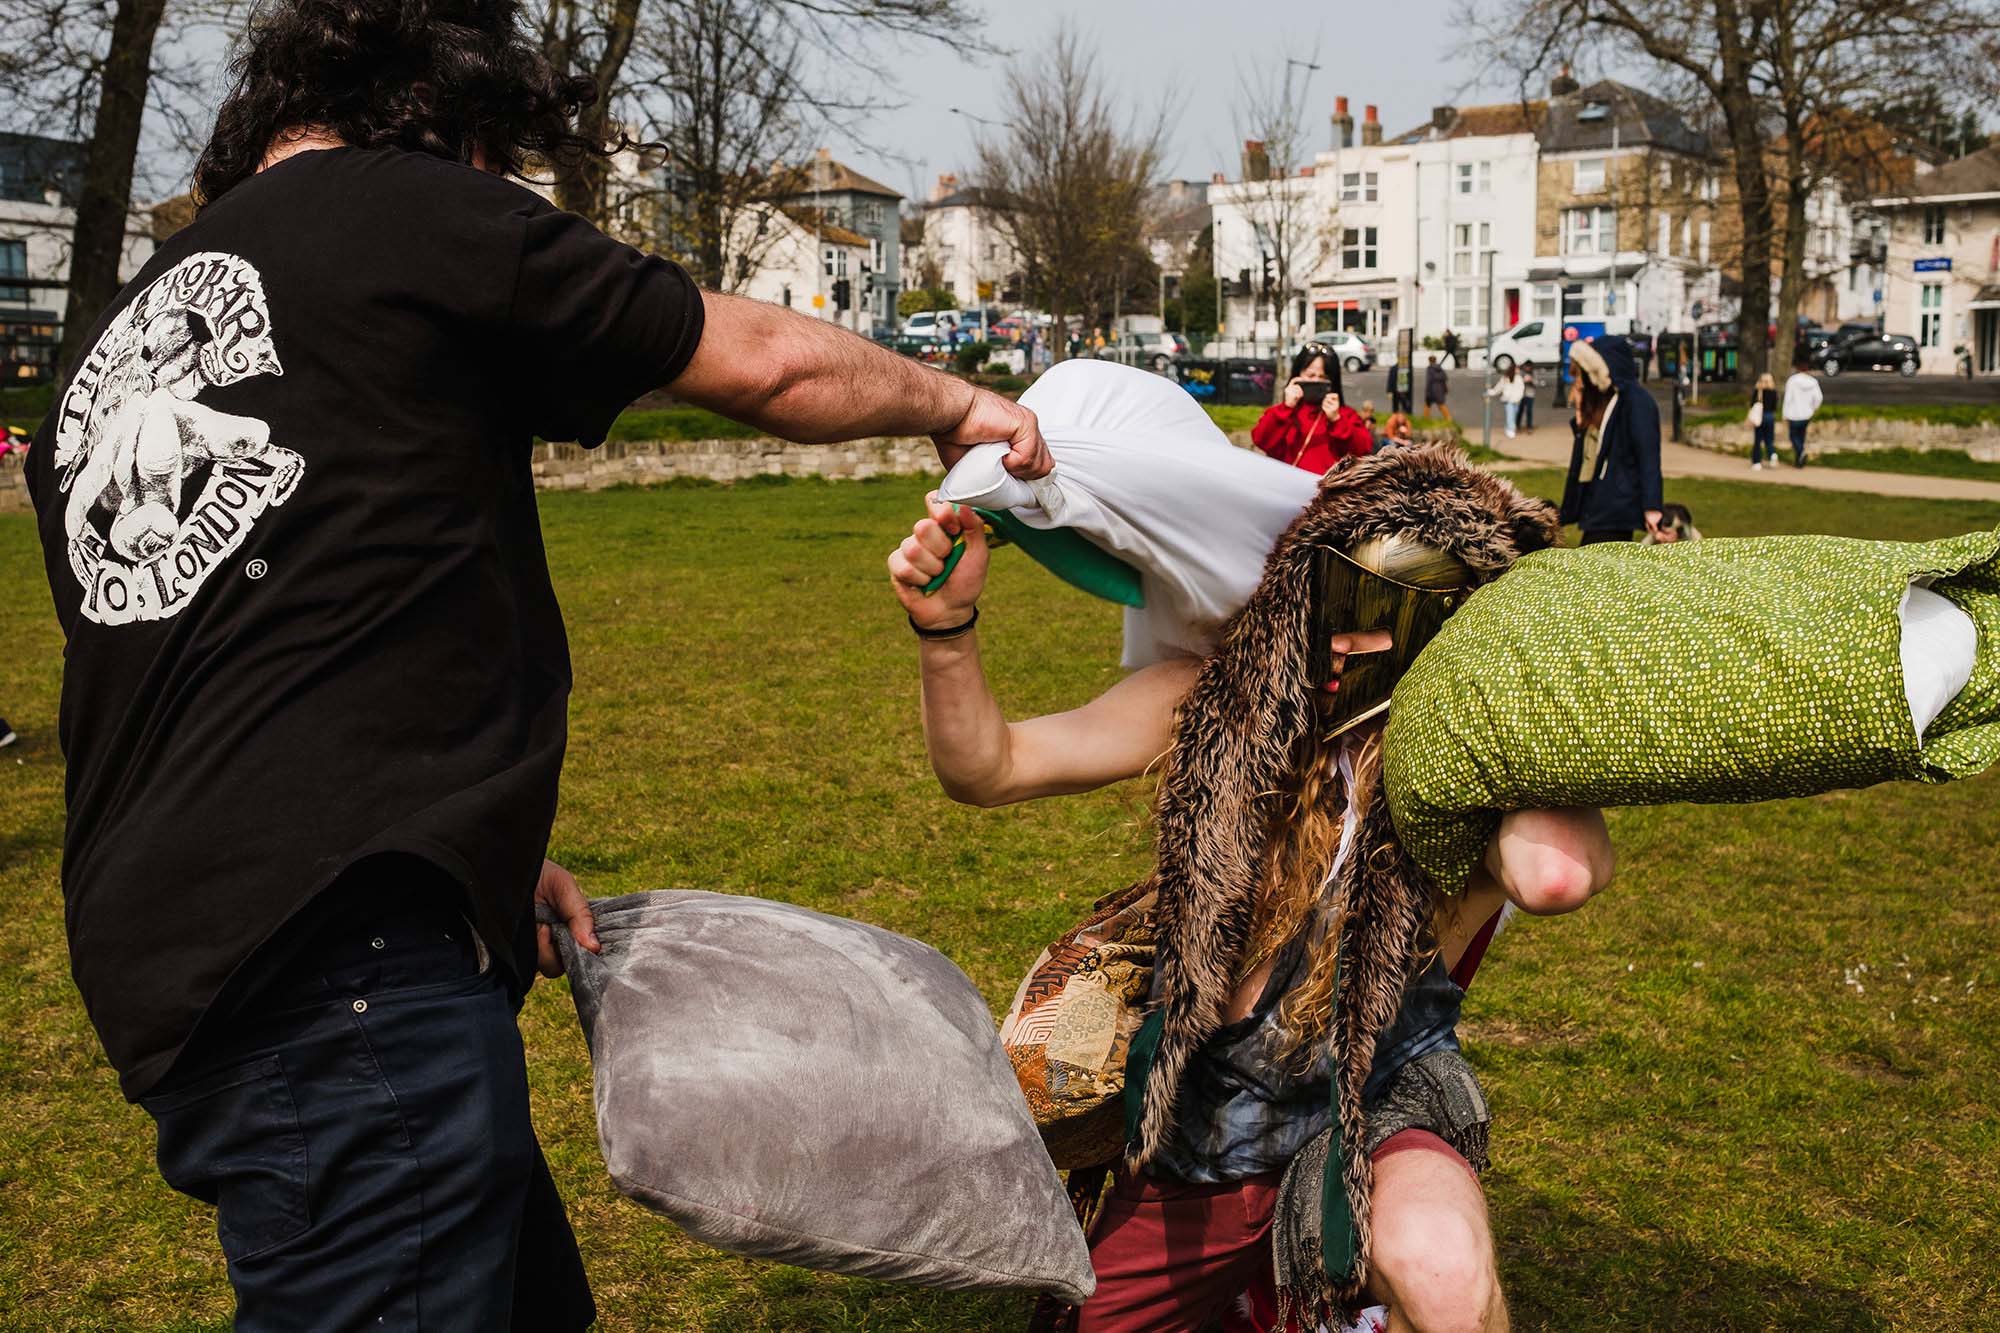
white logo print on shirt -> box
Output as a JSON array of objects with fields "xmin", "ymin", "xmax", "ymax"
[{"xmin": 52, "ymin": 251, "xmax": 302, "ymax": 626}]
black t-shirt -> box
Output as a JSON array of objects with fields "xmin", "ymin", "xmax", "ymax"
[{"xmin": 26, "ymin": 146, "xmax": 704, "ymax": 1098}]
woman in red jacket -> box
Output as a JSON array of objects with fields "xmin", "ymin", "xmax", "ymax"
[{"xmin": 1251, "ymin": 343, "xmax": 1375, "ymax": 473}]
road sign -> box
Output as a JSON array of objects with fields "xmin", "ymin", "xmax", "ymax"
[
  {"xmin": 1691, "ymin": 300, "xmax": 1704, "ymax": 320},
  {"xmin": 811, "ymin": 293, "xmax": 825, "ymax": 308},
  {"xmin": 1914, "ymin": 257, "xmax": 1952, "ymax": 272},
  {"xmin": 1872, "ymin": 288, "xmax": 1883, "ymax": 304}
]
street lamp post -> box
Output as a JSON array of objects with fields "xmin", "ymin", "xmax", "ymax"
[{"xmin": 1481, "ymin": 247, "xmax": 1498, "ymax": 454}]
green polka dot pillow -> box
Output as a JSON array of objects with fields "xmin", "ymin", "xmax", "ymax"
[{"xmin": 1384, "ymin": 528, "xmax": 2000, "ymax": 893}]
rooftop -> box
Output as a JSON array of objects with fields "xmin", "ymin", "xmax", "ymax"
[
  {"xmin": 768, "ymin": 155, "xmax": 902, "ymax": 202},
  {"xmin": 778, "ymin": 206, "xmax": 871, "ymax": 248},
  {"xmin": 1537, "ymin": 80, "xmax": 1712, "ymax": 158},
  {"xmin": 1390, "ymin": 100, "xmax": 1546, "ymax": 144},
  {"xmin": 1874, "ymin": 144, "xmax": 2000, "ymax": 202}
]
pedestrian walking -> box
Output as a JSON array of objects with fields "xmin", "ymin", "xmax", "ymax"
[
  {"xmin": 1442, "ymin": 328, "xmax": 1462, "ymax": 369},
  {"xmin": 1783, "ymin": 356, "xmax": 1823, "ymax": 469},
  {"xmin": 21, "ymin": 3, "xmax": 1052, "ymax": 1326},
  {"xmin": 1747, "ymin": 372, "xmax": 1780, "ymax": 469},
  {"xmin": 1424, "ymin": 354, "xmax": 1452, "ymax": 422},
  {"xmin": 1485, "ymin": 363, "xmax": 1525, "ymax": 439},
  {"xmin": 1518, "ymin": 364, "xmax": 1537, "ymax": 430},
  {"xmin": 1559, "ymin": 336, "xmax": 1663, "ymax": 545}
]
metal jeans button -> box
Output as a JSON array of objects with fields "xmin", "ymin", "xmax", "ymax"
[
  {"xmin": 352, "ymin": 999, "xmax": 368, "ymax": 1014},
  {"xmin": 370, "ymin": 936, "xmax": 385, "ymax": 950}
]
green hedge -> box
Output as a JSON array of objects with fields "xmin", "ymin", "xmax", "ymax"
[
  {"xmin": 1687, "ymin": 401, "xmax": 2000, "ymax": 431},
  {"xmin": 603, "ymin": 406, "xmax": 763, "ymax": 443}
]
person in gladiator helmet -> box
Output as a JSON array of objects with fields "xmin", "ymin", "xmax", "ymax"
[{"xmin": 888, "ymin": 443, "xmax": 1618, "ymax": 1332}]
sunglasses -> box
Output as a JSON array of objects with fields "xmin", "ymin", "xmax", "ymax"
[{"xmin": 1308, "ymin": 546, "xmax": 1472, "ymax": 738}]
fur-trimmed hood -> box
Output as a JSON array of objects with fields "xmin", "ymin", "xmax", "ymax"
[{"xmin": 1130, "ymin": 443, "xmax": 1557, "ymax": 1303}]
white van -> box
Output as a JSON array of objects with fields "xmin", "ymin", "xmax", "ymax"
[
  {"xmin": 1486, "ymin": 316, "xmax": 1634, "ymax": 372},
  {"xmin": 901, "ymin": 309, "xmax": 962, "ymax": 340},
  {"xmin": 1484, "ymin": 319, "xmax": 1561, "ymax": 372}
]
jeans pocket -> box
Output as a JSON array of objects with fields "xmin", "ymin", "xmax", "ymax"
[{"xmin": 142, "ymin": 1054, "xmax": 310, "ymax": 1262}]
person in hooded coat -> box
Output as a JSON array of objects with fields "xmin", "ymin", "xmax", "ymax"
[{"xmin": 1559, "ymin": 335, "xmax": 1663, "ymax": 544}]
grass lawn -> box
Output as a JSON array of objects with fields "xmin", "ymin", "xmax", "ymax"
[
  {"xmin": 1688, "ymin": 439, "xmax": 2000, "ymax": 484},
  {"xmin": 1687, "ymin": 400, "xmax": 2000, "ymax": 431},
  {"xmin": 2, "ymin": 470, "xmax": 1998, "ymax": 1329}
]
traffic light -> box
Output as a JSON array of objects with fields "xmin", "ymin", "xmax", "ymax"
[
  {"xmin": 832, "ymin": 278, "xmax": 851, "ymax": 311},
  {"xmin": 1260, "ymin": 255, "xmax": 1274, "ymax": 298}
]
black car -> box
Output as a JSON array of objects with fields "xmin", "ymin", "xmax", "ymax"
[
  {"xmin": 1795, "ymin": 327, "xmax": 1835, "ymax": 361},
  {"xmin": 1821, "ymin": 331, "xmax": 1921, "ymax": 376}
]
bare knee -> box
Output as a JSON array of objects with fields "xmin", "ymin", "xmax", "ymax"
[{"xmin": 1371, "ymin": 1203, "xmax": 1502, "ymax": 1333}]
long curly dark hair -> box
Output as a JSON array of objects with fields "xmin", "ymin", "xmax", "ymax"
[{"xmin": 194, "ymin": 0, "xmax": 607, "ymax": 206}]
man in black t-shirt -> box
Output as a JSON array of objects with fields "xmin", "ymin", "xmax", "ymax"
[{"xmin": 25, "ymin": 3, "xmax": 1050, "ymax": 1328}]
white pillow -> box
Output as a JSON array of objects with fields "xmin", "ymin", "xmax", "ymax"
[
  {"xmin": 940, "ymin": 360, "xmax": 1319, "ymax": 668},
  {"xmin": 1901, "ymin": 582, "xmax": 1978, "ymax": 741}
]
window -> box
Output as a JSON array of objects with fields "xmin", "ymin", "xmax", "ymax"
[
  {"xmin": 1922, "ymin": 206, "xmax": 1946, "ymax": 245},
  {"xmin": 1698, "ymin": 220, "xmax": 1711, "ymax": 264},
  {"xmin": 1452, "ymin": 223, "xmax": 1492, "ymax": 276},
  {"xmin": 869, "ymin": 238, "xmax": 883, "ymax": 272},
  {"xmin": 1563, "ymin": 206, "xmax": 1615, "ymax": 255},
  {"xmin": 1512, "ymin": 321, "xmax": 1544, "ymax": 339},
  {"xmin": 1562, "ymin": 281, "xmax": 1606, "ymax": 319},
  {"xmin": 1681, "ymin": 216, "xmax": 1691, "ymax": 255},
  {"xmin": 1574, "ymin": 157, "xmax": 1605, "ymax": 191},
  {"xmin": 1340, "ymin": 171, "xmax": 1379, "ymax": 203},
  {"xmin": 1480, "ymin": 162, "xmax": 1493, "ymax": 193},
  {"xmin": 824, "ymin": 246, "xmax": 848, "ymax": 278},
  {"xmin": 1342, "ymin": 226, "xmax": 1378, "ymax": 270},
  {"xmin": 1450, "ymin": 284, "xmax": 1491, "ymax": 329},
  {"xmin": 1921, "ymin": 282, "xmax": 1944, "ymax": 346},
  {"xmin": 1658, "ymin": 159, "xmax": 1672, "ymax": 190},
  {"xmin": 781, "ymin": 283, "xmax": 792, "ymax": 307},
  {"xmin": 1456, "ymin": 163, "xmax": 1473, "ymax": 195},
  {"xmin": 1657, "ymin": 211, "xmax": 1671, "ymax": 255},
  {"xmin": 0, "ymin": 240, "xmax": 25, "ymax": 304},
  {"xmin": 1532, "ymin": 283, "xmax": 1559, "ymax": 319},
  {"xmin": 1457, "ymin": 162, "xmax": 1490, "ymax": 194}
]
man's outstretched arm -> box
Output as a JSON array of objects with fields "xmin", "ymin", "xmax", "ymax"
[{"xmin": 671, "ymin": 291, "xmax": 1051, "ymax": 477}]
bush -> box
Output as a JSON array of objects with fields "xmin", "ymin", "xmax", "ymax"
[
  {"xmin": 953, "ymin": 341, "xmax": 993, "ymax": 375},
  {"xmin": 1, "ymin": 380, "xmax": 55, "ymax": 430},
  {"xmin": 980, "ymin": 360, "xmax": 1012, "ymax": 375},
  {"xmin": 987, "ymin": 374, "xmax": 1029, "ymax": 393}
]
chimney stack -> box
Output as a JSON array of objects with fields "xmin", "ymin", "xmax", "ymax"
[
  {"xmin": 1432, "ymin": 106, "xmax": 1457, "ymax": 135},
  {"xmin": 1551, "ymin": 62, "xmax": 1580, "ymax": 97},
  {"xmin": 1211, "ymin": 170, "xmax": 1226, "ymax": 185},
  {"xmin": 930, "ymin": 172, "xmax": 958, "ymax": 203},
  {"xmin": 1332, "ymin": 95, "xmax": 1355, "ymax": 149},
  {"xmin": 1361, "ymin": 104, "xmax": 1382, "ymax": 146},
  {"xmin": 1242, "ymin": 139, "xmax": 1270, "ymax": 181}
]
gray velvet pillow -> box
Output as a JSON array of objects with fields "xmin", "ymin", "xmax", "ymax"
[{"xmin": 545, "ymin": 890, "xmax": 1096, "ymax": 1304}]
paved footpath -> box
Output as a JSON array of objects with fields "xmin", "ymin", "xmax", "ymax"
[{"xmin": 1472, "ymin": 419, "xmax": 2000, "ymax": 505}]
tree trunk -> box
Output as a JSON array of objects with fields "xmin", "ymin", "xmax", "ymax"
[
  {"xmin": 1711, "ymin": 5, "xmax": 1771, "ymax": 385},
  {"xmin": 550, "ymin": 0, "xmax": 641, "ymax": 222},
  {"xmin": 1774, "ymin": 138, "xmax": 1810, "ymax": 376},
  {"xmin": 57, "ymin": 0, "xmax": 166, "ymax": 377}
]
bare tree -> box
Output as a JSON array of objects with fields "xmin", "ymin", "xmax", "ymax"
[
  {"xmin": 970, "ymin": 26, "xmax": 1163, "ymax": 360},
  {"xmin": 1756, "ymin": 1, "xmax": 2000, "ymax": 357},
  {"xmin": 1468, "ymin": 0, "xmax": 2000, "ymax": 380},
  {"xmin": 0, "ymin": 0, "xmax": 240, "ymax": 373},
  {"xmin": 531, "ymin": 0, "xmax": 993, "ymax": 226},
  {"xmin": 1230, "ymin": 51, "xmax": 1335, "ymax": 345},
  {"xmin": 624, "ymin": 0, "xmax": 816, "ymax": 290}
]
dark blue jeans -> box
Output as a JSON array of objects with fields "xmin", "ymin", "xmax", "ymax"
[
  {"xmin": 1787, "ymin": 418, "xmax": 1809, "ymax": 466},
  {"xmin": 141, "ymin": 890, "xmax": 594, "ymax": 1331},
  {"xmin": 1751, "ymin": 417, "xmax": 1777, "ymax": 464}
]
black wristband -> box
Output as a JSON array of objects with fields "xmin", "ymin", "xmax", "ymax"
[{"xmin": 910, "ymin": 607, "xmax": 979, "ymax": 640}]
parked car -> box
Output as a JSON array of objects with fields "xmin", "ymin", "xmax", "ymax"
[
  {"xmin": 1795, "ymin": 327, "xmax": 1835, "ymax": 362},
  {"xmin": 1308, "ymin": 330, "xmax": 1376, "ymax": 373},
  {"xmin": 1485, "ymin": 319, "xmax": 1559, "ymax": 372},
  {"xmin": 900, "ymin": 309, "xmax": 963, "ymax": 340},
  {"xmin": 1821, "ymin": 331, "xmax": 1920, "ymax": 376}
]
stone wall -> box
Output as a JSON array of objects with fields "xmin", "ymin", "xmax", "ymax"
[
  {"xmin": 1687, "ymin": 415, "xmax": 2000, "ymax": 462},
  {"xmin": 528, "ymin": 434, "xmax": 940, "ymax": 491},
  {"xmin": 0, "ymin": 451, "xmax": 27, "ymax": 514}
]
